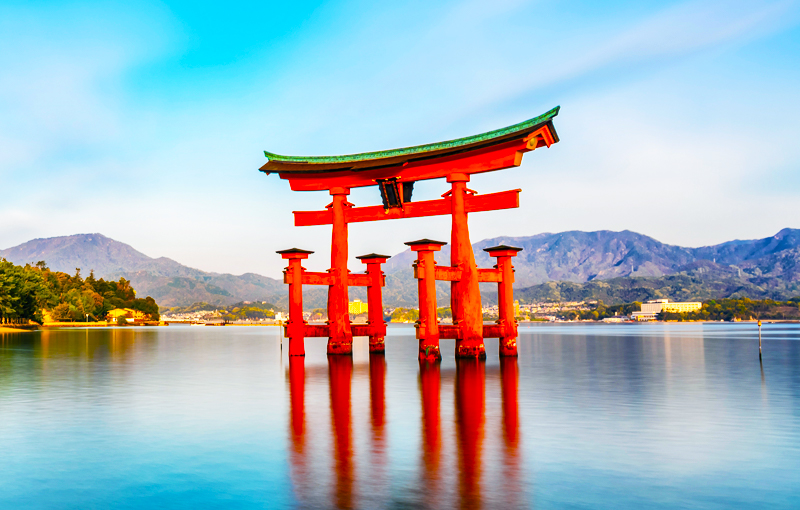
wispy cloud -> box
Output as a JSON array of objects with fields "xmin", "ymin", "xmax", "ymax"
[
  {"xmin": 472, "ymin": 0, "xmax": 800, "ymax": 120},
  {"xmin": 0, "ymin": 0, "xmax": 799, "ymax": 274},
  {"xmin": 0, "ymin": 2, "xmax": 176, "ymax": 171}
]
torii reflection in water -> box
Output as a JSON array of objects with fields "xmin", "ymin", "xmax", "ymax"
[
  {"xmin": 287, "ymin": 354, "xmax": 387, "ymax": 509},
  {"xmin": 420, "ymin": 358, "xmax": 523, "ymax": 509},
  {"xmin": 287, "ymin": 355, "xmax": 521, "ymax": 509}
]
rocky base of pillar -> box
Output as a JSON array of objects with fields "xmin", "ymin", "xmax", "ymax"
[
  {"xmin": 369, "ymin": 338, "xmax": 385, "ymax": 354},
  {"xmin": 327, "ymin": 340, "xmax": 353, "ymax": 355},
  {"xmin": 456, "ymin": 342, "xmax": 486, "ymax": 359},
  {"xmin": 499, "ymin": 338, "xmax": 518, "ymax": 357},
  {"xmin": 419, "ymin": 344, "xmax": 441, "ymax": 361}
]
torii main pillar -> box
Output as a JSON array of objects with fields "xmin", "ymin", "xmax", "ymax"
[
  {"xmin": 327, "ymin": 186, "xmax": 353, "ymax": 354},
  {"xmin": 448, "ymin": 173, "xmax": 484, "ymax": 358}
]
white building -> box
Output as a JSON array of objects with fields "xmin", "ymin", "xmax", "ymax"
[{"xmin": 632, "ymin": 299, "xmax": 702, "ymax": 321}]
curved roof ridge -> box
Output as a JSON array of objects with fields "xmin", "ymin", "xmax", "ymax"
[{"xmin": 264, "ymin": 106, "xmax": 559, "ymax": 165}]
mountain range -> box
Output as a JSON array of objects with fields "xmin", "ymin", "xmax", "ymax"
[
  {"xmin": 2, "ymin": 229, "xmax": 799, "ymax": 308},
  {"xmin": 0, "ymin": 234, "xmax": 285, "ymax": 307}
]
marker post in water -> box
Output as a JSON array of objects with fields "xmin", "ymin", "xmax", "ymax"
[{"xmin": 758, "ymin": 320, "xmax": 762, "ymax": 361}]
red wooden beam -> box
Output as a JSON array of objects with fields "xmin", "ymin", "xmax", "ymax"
[
  {"xmin": 352, "ymin": 324, "xmax": 382, "ymax": 337},
  {"xmin": 438, "ymin": 323, "xmax": 509, "ymax": 339},
  {"xmin": 482, "ymin": 324, "xmax": 505, "ymax": 338},
  {"xmin": 411, "ymin": 265, "xmax": 501, "ymax": 283},
  {"xmin": 304, "ymin": 324, "xmax": 330, "ymax": 337},
  {"xmin": 301, "ymin": 323, "xmax": 385, "ymax": 339},
  {"xmin": 438, "ymin": 324, "xmax": 461, "ymax": 339},
  {"xmin": 303, "ymin": 324, "xmax": 385, "ymax": 338},
  {"xmin": 283, "ymin": 271, "xmax": 335, "ymax": 286},
  {"xmin": 434, "ymin": 266, "xmax": 462, "ymax": 281},
  {"xmin": 347, "ymin": 274, "xmax": 373, "ymax": 287},
  {"xmin": 477, "ymin": 268, "xmax": 502, "ymax": 282},
  {"xmin": 302, "ymin": 272, "xmax": 333, "ymax": 286},
  {"xmin": 285, "ymin": 271, "xmax": 384, "ymax": 287},
  {"xmin": 294, "ymin": 189, "xmax": 520, "ymax": 227}
]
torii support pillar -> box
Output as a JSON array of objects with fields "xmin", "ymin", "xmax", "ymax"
[
  {"xmin": 357, "ymin": 253, "xmax": 390, "ymax": 354},
  {"xmin": 278, "ymin": 248, "xmax": 314, "ymax": 357},
  {"xmin": 484, "ymin": 245, "xmax": 523, "ymax": 357},
  {"xmin": 407, "ymin": 239, "xmax": 446, "ymax": 361},
  {"xmin": 278, "ymin": 248, "xmax": 390, "ymax": 354}
]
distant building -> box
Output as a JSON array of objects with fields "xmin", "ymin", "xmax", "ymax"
[
  {"xmin": 107, "ymin": 308, "xmax": 148, "ymax": 324},
  {"xmin": 642, "ymin": 299, "xmax": 702, "ymax": 314},
  {"xmin": 349, "ymin": 299, "xmax": 368, "ymax": 315},
  {"xmin": 632, "ymin": 299, "xmax": 702, "ymax": 321}
]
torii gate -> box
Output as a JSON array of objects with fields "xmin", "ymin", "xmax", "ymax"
[{"xmin": 262, "ymin": 106, "xmax": 560, "ymax": 359}]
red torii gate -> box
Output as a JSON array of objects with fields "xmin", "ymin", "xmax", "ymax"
[{"xmin": 262, "ymin": 106, "xmax": 560, "ymax": 359}]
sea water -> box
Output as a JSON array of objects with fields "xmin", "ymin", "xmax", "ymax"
[{"xmin": 0, "ymin": 323, "xmax": 798, "ymax": 509}]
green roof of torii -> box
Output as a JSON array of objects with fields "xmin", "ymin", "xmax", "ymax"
[{"xmin": 262, "ymin": 106, "xmax": 559, "ymax": 170}]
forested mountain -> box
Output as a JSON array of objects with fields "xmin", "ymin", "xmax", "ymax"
[
  {"xmin": 387, "ymin": 230, "xmax": 696, "ymax": 286},
  {"xmin": 0, "ymin": 234, "xmax": 157, "ymax": 276},
  {"xmin": 0, "ymin": 234, "xmax": 284, "ymax": 307},
  {"xmin": 516, "ymin": 266, "xmax": 800, "ymax": 304},
  {"xmin": 3, "ymin": 229, "xmax": 800, "ymax": 308},
  {"xmin": 382, "ymin": 228, "xmax": 800, "ymax": 305},
  {"xmin": 385, "ymin": 228, "xmax": 800, "ymax": 287}
]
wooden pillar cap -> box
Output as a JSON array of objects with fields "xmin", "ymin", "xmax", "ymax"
[
  {"xmin": 446, "ymin": 172, "xmax": 470, "ymax": 183},
  {"xmin": 356, "ymin": 253, "xmax": 391, "ymax": 263},
  {"xmin": 405, "ymin": 239, "xmax": 447, "ymax": 252},
  {"xmin": 483, "ymin": 245, "xmax": 523, "ymax": 257},
  {"xmin": 277, "ymin": 248, "xmax": 314, "ymax": 259}
]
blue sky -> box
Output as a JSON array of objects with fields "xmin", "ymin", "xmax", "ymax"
[{"xmin": 1, "ymin": 0, "xmax": 799, "ymax": 276}]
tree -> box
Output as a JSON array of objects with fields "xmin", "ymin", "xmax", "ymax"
[
  {"xmin": 1, "ymin": 260, "xmax": 164, "ymax": 324},
  {"xmin": 0, "ymin": 259, "xmax": 51, "ymax": 323},
  {"xmin": 51, "ymin": 303, "xmax": 73, "ymax": 322},
  {"xmin": 391, "ymin": 308, "xmax": 419, "ymax": 322},
  {"xmin": 130, "ymin": 296, "xmax": 159, "ymax": 321}
]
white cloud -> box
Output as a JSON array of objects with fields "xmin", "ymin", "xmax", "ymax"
[
  {"xmin": 1, "ymin": 0, "xmax": 799, "ymax": 277},
  {"xmin": 0, "ymin": 2, "xmax": 177, "ymax": 173}
]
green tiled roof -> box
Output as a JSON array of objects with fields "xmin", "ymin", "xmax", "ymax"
[{"xmin": 264, "ymin": 106, "xmax": 559, "ymax": 165}]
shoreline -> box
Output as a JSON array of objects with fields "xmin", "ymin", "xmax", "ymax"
[
  {"xmin": 0, "ymin": 326, "xmax": 31, "ymax": 333},
  {"xmin": 518, "ymin": 319, "xmax": 800, "ymax": 324}
]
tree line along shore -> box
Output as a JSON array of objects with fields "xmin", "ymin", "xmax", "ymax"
[
  {"xmin": 381, "ymin": 298, "xmax": 800, "ymax": 323},
  {"xmin": 0, "ymin": 259, "xmax": 159, "ymax": 326},
  {"xmin": 556, "ymin": 298, "xmax": 800, "ymax": 322},
  {"xmin": 4, "ymin": 258, "xmax": 800, "ymax": 328}
]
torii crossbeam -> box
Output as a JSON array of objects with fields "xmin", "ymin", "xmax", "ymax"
[{"xmin": 262, "ymin": 106, "xmax": 560, "ymax": 359}]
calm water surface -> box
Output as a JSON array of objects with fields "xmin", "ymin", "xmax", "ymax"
[{"xmin": 1, "ymin": 323, "xmax": 798, "ymax": 509}]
